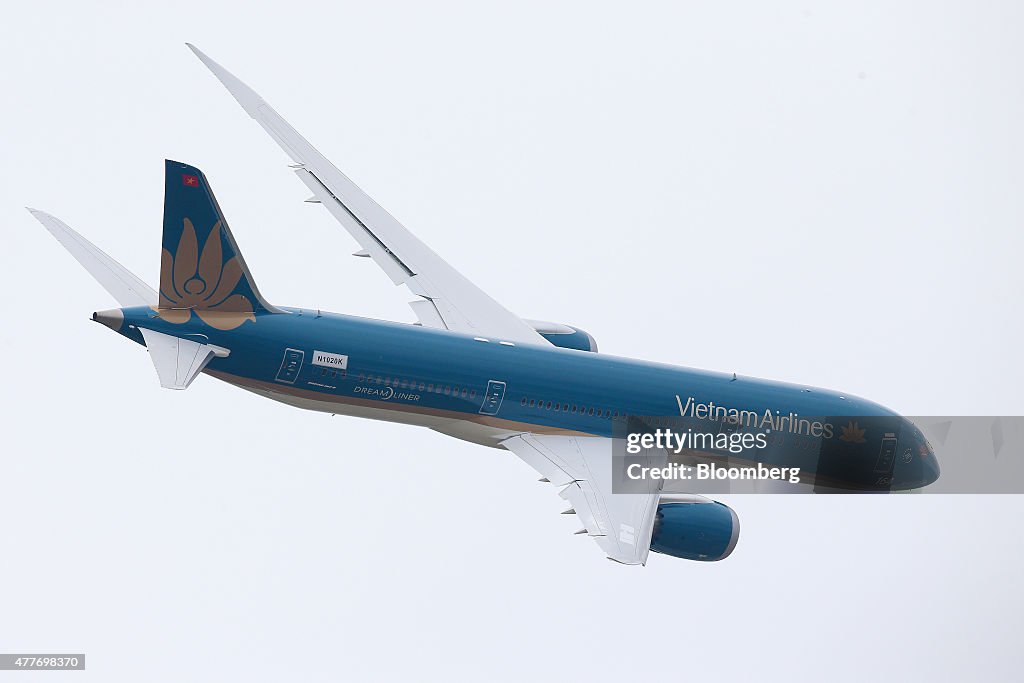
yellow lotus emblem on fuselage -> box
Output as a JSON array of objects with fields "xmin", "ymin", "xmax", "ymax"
[
  {"xmin": 156, "ymin": 218, "xmax": 255, "ymax": 331},
  {"xmin": 839, "ymin": 421, "xmax": 867, "ymax": 444}
]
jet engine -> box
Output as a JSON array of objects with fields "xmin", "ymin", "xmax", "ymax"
[
  {"xmin": 526, "ymin": 319, "xmax": 598, "ymax": 352},
  {"xmin": 649, "ymin": 498, "xmax": 740, "ymax": 562}
]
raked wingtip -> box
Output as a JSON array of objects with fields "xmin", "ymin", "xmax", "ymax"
[{"xmin": 185, "ymin": 43, "xmax": 263, "ymax": 116}]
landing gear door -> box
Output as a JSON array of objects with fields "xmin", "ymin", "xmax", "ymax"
[{"xmin": 480, "ymin": 380, "xmax": 506, "ymax": 415}]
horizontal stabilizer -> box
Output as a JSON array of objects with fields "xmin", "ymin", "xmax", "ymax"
[
  {"xmin": 28, "ymin": 208, "xmax": 156, "ymax": 307},
  {"xmin": 139, "ymin": 328, "xmax": 228, "ymax": 390}
]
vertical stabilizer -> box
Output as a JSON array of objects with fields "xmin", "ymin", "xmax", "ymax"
[{"xmin": 159, "ymin": 160, "xmax": 279, "ymax": 330}]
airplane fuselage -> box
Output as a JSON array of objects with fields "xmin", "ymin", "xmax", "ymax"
[{"xmin": 99, "ymin": 305, "xmax": 940, "ymax": 491}]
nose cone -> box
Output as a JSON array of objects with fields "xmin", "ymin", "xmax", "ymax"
[
  {"xmin": 891, "ymin": 422, "xmax": 941, "ymax": 490},
  {"xmin": 92, "ymin": 308, "xmax": 124, "ymax": 332},
  {"xmin": 921, "ymin": 451, "xmax": 941, "ymax": 487}
]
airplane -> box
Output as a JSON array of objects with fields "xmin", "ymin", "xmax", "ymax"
[{"xmin": 27, "ymin": 45, "xmax": 940, "ymax": 566}]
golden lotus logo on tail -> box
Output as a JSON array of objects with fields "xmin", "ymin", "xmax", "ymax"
[{"xmin": 157, "ymin": 217, "xmax": 255, "ymax": 330}]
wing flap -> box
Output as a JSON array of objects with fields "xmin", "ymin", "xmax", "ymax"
[
  {"xmin": 295, "ymin": 168, "xmax": 415, "ymax": 285},
  {"xmin": 408, "ymin": 299, "xmax": 446, "ymax": 329},
  {"xmin": 502, "ymin": 434, "xmax": 666, "ymax": 565},
  {"xmin": 559, "ymin": 480, "xmax": 607, "ymax": 537}
]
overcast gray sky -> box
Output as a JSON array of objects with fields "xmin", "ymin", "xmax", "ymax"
[{"xmin": 2, "ymin": 2, "xmax": 1022, "ymax": 681}]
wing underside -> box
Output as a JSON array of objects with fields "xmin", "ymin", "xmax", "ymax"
[{"xmin": 501, "ymin": 434, "xmax": 666, "ymax": 565}]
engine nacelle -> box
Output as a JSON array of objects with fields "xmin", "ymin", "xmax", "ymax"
[
  {"xmin": 649, "ymin": 500, "xmax": 740, "ymax": 562},
  {"xmin": 526, "ymin": 319, "xmax": 598, "ymax": 352}
]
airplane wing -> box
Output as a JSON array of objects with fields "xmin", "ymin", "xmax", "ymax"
[
  {"xmin": 501, "ymin": 434, "xmax": 665, "ymax": 565},
  {"xmin": 188, "ymin": 44, "xmax": 550, "ymax": 347}
]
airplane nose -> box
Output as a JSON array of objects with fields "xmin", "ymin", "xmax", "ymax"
[
  {"xmin": 896, "ymin": 440, "xmax": 940, "ymax": 489},
  {"xmin": 920, "ymin": 449, "xmax": 941, "ymax": 487}
]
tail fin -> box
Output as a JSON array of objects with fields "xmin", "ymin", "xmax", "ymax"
[{"xmin": 159, "ymin": 160, "xmax": 279, "ymax": 329}]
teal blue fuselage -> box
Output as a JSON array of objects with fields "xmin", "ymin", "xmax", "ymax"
[{"xmin": 108, "ymin": 305, "xmax": 939, "ymax": 491}]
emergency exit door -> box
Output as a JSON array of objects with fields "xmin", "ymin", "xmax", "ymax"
[{"xmin": 479, "ymin": 380, "xmax": 506, "ymax": 415}]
